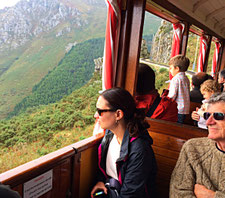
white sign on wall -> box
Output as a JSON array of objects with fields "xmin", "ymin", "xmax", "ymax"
[{"xmin": 23, "ymin": 169, "xmax": 53, "ymax": 198}]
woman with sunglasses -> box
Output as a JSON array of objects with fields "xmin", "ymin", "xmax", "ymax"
[
  {"xmin": 91, "ymin": 87, "xmax": 157, "ymax": 198},
  {"xmin": 170, "ymin": 92, "xmax": 225, "ymax": 198}
]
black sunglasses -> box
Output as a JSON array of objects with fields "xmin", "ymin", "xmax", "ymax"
[
  {"xmin": 203, "ymin": 112, "xmax": 225, "ymax": 120},
  {"xmin": 96, "ymin": 108, "xmax": 116, "ymax": 116}
]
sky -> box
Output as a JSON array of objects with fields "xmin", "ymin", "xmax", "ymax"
[{"xmin": 0, "ymin": 0, "xmax": 21, "ymax": 9}]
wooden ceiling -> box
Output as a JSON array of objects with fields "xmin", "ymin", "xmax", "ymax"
[{"xmin": 146, "ymin": 0, "xmax": 225, "ymax": 40}]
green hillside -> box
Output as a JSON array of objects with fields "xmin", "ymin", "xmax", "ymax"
[
  {"xmin": 9, "ymin": 38, "xmax": 104, "ymax": 118},
  {"xmin": 143, "ymin": 12, "xmax": 162, "ymax": 36},
  {"xmin": 0, "ymin": 72, "xmax": 101, "ymax": 172},
  {"xmin": 0, "ymin": 3, "xmax": 107, "ymax": 119},
  {"xmin": 0, "ymin": 2, "xmax": 162, "ymax": 120},
  {"xmin": 0, "ymin": 66, "xmax": 170, "ymax": 173}
]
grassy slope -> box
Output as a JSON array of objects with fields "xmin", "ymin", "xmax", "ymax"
[
  {"xmin": 0, "ymin": 4, "xmax": 106, "ymax": 119},
  {"xmin": 0, "ymin": 64, "xmax": 170, "ymax": 173},
  {"xmin": 0, "ymin": 5, "xmax": 162, "ymax": 119},
  {"xmin": 9, "ymin": 37, "xmax": 104, "ymax": 118},
  {"xmin": 0, "ymin": 73, "xmax": 102, "ymax": 173}
]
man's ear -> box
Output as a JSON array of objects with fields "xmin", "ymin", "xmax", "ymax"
[{"xmin": 116, "ymin": 109, "xmax": 124, "ymax": 120}]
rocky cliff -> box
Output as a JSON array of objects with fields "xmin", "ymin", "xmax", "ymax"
[
  {"xmin": 150, "ymin": 20, "xmax": 173, "ymax": 64},
  {"xmin": 0, "ymin": 0, "xmax": 104, "ymax": 52}
]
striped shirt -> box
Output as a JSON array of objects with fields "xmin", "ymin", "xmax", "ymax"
[{"xmin": 168, "ymin": 72, "xmax": 190, "ymax": 114}]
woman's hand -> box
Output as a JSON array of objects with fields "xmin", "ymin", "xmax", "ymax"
[
  {"xmin": 91, "ymin": 181, "xmax": 107, "ymax": 198},
  {"xmin": 191, "ymin": 109, "xmax": 200, "ymax": 121}
]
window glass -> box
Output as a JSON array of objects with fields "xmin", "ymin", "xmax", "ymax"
[
  {"xmin": 206, "ymin": 40, "xmax": 216, "ymax": 75},
  {"xmin": 142, "ymin": 12, "xmax": 172, "ymax": 93},
  {"xmin": 0, "ymin": 1, "xmax": 106, "ymax": 172},
  {"xmin": 186, "ymin": 32, "xmax": 200, "ymax": 72}
]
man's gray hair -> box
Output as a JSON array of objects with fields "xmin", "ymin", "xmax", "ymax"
[{"xmin": 208, "ymin": 92, "xmax": 225, "ymax": 104}]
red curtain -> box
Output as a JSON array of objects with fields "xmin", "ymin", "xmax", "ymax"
[
  {"xmin": 171, "ymin": 23, "xmax": 184, "ymax": 57},
  {"xmin": 93, "ymin": 0, "xmax": 121, "ymax": 135},
  {"xmin": 197, "ymin": 35, "xmax": 208, "ymax": 72},
  {"xmin": 211, "ymin": 41, "xmax": 221, "ymax": 78},
  {"xmin": 102, "ymin": 0, "xmax": 121, "ymax": 90},
  {"xmin": 170, "ymin": 23, "xmax": 184, "ymax": 79}
]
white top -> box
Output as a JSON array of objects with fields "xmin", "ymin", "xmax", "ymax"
[
  {"xmin": 197, "ymin": 99, "xmax": 208, "ymax": 129},
  {"xmin": 106, "ymin": 135, "xmax": 121, "ymax": 180},
  {"xmin": 168, "ymin": 72, "xmax": 190, "ymax": 114}
]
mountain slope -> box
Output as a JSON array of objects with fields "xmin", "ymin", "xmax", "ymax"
[
  {"xmin": 0, "ymin": 72, "xmax": 102, "ymax": 172},
  {"xmin": 10, "ymin": 38, "xmax": 104, "ymax": 117},
  {"xmin": 0, "ymin": 72, "xmax": 101, "ymax": 148},
  {"xmin": 0, "ymin": 0, "xmax": 162, "ymax": 119},
  {"xmin": 0, "ymin": 0, "xmax": 106, "ymax": 119}
]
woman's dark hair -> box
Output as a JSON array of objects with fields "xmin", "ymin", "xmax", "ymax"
[
  {"xmin": 136, "ymin": 63, "xmax": 155, "ymax": 94},
  {"xmin": 101, "ymin": 87, "xmax": 149, "ymax": 137}
]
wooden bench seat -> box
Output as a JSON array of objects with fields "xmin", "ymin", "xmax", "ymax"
[
  {"xmin": 146, "ymin": 118, "xmax": 208, "ymax": 198},
  {"xmin": 184, "ymin": 101, "xmax": 202, "ymax": 126}
]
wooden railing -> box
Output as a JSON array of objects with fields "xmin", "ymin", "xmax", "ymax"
[{"xmin": 0, "ymin": 133, "xmax": 104, "ymax": 198}]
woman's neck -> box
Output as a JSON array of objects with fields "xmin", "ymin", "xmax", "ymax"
[{"xmin": 111, "ymin": 121, "xmax": 127, "ymax": 145}]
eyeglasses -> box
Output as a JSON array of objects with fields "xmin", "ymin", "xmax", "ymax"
[
  {"xmin": 96, "ymin": 108, "xmax": 116, "ymax": 116},
  {"xmin": 203, "ymin": 112, "xmax": 225, "ymax": 120}
]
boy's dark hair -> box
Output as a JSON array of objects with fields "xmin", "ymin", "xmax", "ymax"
[
  {"xmin": 219, "ymin": 69, "xmax": 225, "ymax": 79},
  {"xmin": 136, "ymin": 63, "xmax": 155, "ymax": 95},
  {"xmin": 192, "ymin": 72, "xmax": 213, "ymax": 89},
  {"xmin": 169, "ymin": 54, "xmax": 190, "ymax": 72}
]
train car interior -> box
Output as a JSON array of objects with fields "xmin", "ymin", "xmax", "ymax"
[{"xmin": 1, "ymin": 0, "xmax": 225, "ymax": 197}]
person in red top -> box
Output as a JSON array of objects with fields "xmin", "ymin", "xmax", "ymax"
[{"xmin": 135, "ymin": 63, "xmax": 178, "ymax": 122}]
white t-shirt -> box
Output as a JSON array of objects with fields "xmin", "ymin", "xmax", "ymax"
[
  {"xmin": 106, "ymin": 135, "xmax": 121, "ymax": 180},
  {"xmin": 197, "ymin": 99, "xmax": 208, "ymax": 129}
]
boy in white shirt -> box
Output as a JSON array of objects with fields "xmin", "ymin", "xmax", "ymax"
[{"xmin": 168, "ymin": 55, "xmax": 190, "ymax": 124}]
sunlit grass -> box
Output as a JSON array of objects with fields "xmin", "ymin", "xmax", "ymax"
[{"xmin": 0, "ymin": 124, "xmax": 94, "ymax": 173}]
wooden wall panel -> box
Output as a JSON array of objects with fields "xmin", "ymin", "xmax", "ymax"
[
  {"xmin": 78, "ymin": 146, "xmax": 98, "ymax": 198},
  {"xmin": 12, "ymin": 184, "xmax": 23, "ymax": 197},
  {"xmin": 1, "ymin": 135, "xmax": 103, "ymax": 198},
  {"xmin": 124, "ymin": 0, "xmax": 146, "ymax": 95},
  {"xmin": 147, "ymin": 118, "xmax": 208, "ymax": 198}
]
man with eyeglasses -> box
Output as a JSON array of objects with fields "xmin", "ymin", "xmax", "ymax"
[{"xmin": 170, "ymin": 92, "xmax": 225, "ymax": 198}]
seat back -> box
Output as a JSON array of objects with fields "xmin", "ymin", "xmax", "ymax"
[
  {"xmin": 146, "ymin": 118, "xmax": 207, "ymax": 198},
  {"xmin": 184, "ymin": 101, "xmax": 202, "ymax": 125}
]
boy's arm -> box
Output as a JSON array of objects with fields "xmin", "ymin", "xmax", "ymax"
[{"xmin": 168, "ymin": 78, "xmax": 178, "ymax": 100}]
